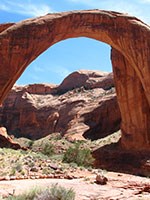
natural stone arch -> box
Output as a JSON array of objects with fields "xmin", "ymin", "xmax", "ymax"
[{"xmin": 0, "ymin": 10, "xmax": 149, "ymax": 151}]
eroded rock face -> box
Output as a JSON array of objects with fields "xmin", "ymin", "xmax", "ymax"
[
  {"xmin": 0, "ymin": 10, "xmax": 149, "ymax": 150},
  {"xmin": 0, "ymin": 127, "xmax": 21, "ymax": 149},
  {"xmin": 111, "ymin": 49, "xmax": 150, "ymax": 150},
  {"xmin": 0, "ymin": 71, "xmax": 121, "ymax": 140},
  {"xmin": 57, "ymin": 70, "xmax": 113, "ymax": 93}
]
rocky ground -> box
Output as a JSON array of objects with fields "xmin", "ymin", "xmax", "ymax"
[
  {"xmin": 0, "ymin": 172, "xmax": 150, "ymax": 200},
  {"xmin": 0, "ymin": 131, "xmax": 149, "ymax": 199},
  {"xmin": 0, "ymin": 132, "xmax": 121, "ymax": 181}
]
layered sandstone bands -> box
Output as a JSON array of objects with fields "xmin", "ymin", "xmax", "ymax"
[{"xmin": 0, "ymin": 10, "xmax": 149, "ymax": 150}]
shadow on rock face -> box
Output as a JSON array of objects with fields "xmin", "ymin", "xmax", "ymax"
[{"xmin": 92, "ymin": 142, "xmax": 150, "ymax": 177}]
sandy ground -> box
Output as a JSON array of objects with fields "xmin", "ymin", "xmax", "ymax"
[{"xmin": 0, "ymin": 172, "xmax": 150, "ymax": 200}]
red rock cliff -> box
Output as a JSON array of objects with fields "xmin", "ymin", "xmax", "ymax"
[{"xmin": 0, "ymin": 71, "xmax": 121, "ymax": 140}]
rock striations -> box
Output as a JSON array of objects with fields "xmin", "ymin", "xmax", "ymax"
[{"xmin": 0, "ymin": 70, "xmax": 121, "ymax": 140}]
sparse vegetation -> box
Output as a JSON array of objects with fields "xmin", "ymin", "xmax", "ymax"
[
  {"xmin": 28, "ymin": 140, "xmax": 34, "ymax": 148},
  {"xmin": 4, "ymin": 185, "xmax": 75, "ymax": 200},
  {"xmin": 0, "ymin": 131, "xmax": 121, "ymax": 179},
  {"xmin": 5, "ymin": 187, "xmax": 42, "ymax": 200},
  {"xmin": 41, "ymin": 143, "xmax": 55, "ymax": 156},
  {"xmin": 35, "ymin": 184, "xmax": 75, "ymax": 200}
]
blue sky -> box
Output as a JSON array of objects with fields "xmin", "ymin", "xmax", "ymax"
[{"xmin": 0, "ymin": 0, "xmax": 149, "ymax": 85}]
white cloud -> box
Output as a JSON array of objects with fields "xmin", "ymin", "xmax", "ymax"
[
  {"xmin": 0, "ymin": 4, "xmax": 8, "ymax": 10},
  {"xmin": 0, "ymin": 0, "xmax": 54, "ymax": 17},
  {"xmin": 29, "ymin": 74, "xmax": 41, "ymax": 81},
  {"xmin": 46, "ymin": 65, "xmax": 71, "ymax": 78},
  {"xmin": 33, "ymin": 65, "xmax": 45, "ymax": 73},
  {"xmin": 33, "ymin": 63, "xmax": 71, "ymax": 81}
]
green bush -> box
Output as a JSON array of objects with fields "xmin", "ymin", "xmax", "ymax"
[
  {"xmin": 63, "ymin": 143, "xmax": 94, "ymax": 167},
  {"xmin": 41, "ymin": 143, "xmax": 55, "ymax": 156},
  {"xmin": 28, "ymin": 140, "xmax": 34, "ymax": 148},
  {"xmin": 14, "ymin": 162, "xmax": 23, "ymax": 172}
]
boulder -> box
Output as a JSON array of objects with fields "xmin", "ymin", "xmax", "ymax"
[{"xmin": 0, "ymin": 127, "xmax": 21, "ymax": 149}]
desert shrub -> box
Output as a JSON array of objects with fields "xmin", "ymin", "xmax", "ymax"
[
  {"xmin": 35, "ymin": 184, "xmax": 75, "ymax": 200},
  {"xmin": 14, "ymin": 162, "xmax": 23, "ymax": 172},
  {"xmin": 9, "ymin": 167, "xmax": 16, "ymax": 176},
  {"xmin": 6, "ymin": 185, "xmax": 75, "ymax": 200},
  {"xmin": 28, "ymin": 140, "xmax": 34, "ymax": 148},
  {"xmin": 42, "ymin": 167, "xmax": 52, "ymax": 175},
  {"xmin": 63, "ymin": 143, "xmax": 94, "ymax": 167},
  {"xmin": 41, "ymin": 143, "xmax": 55, "ymax": 156},
  {"xmin": 49, "ymin": 133, "xmax": 62, "ymax": 140},
  {"xmin": 6, "ymin": 187, "xmax": 41, "ymax": 200}
]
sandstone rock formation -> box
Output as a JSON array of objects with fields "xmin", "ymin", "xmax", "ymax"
[
  {"xmin": 57, "ymin": 70, "xmax": 113, "ymax": 93},
  {"xmin": 0, "ymin": 127, "xmax": 21, "ymax": 149},
  {"xmin": 0, "ymin": 71, "xmax": 121, "ymax": 140},
  {"xmin": 0, "ymin": 10, "xmax": 149, "ymax": 150}
]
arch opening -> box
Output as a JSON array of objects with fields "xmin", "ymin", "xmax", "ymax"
[
  {"xmin": 16, "ymin": 37, "xmax": 112, "ymax": 85},
  {"xmin": 11, "ymin": 37, "xmax": 119, "ymax": 141}
]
